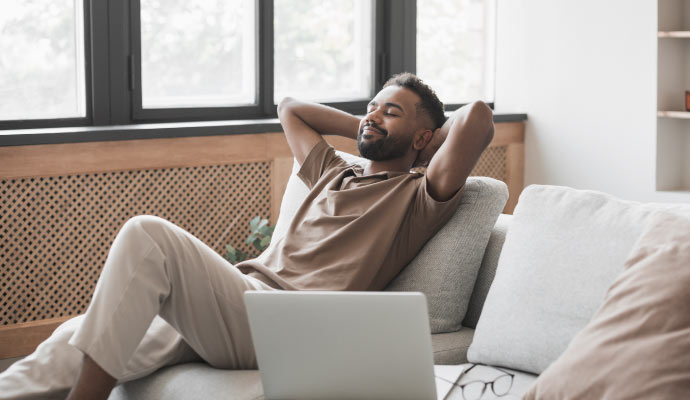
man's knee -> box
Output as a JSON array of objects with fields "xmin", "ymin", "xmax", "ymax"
[
  {"xmin": 52, "ymin": 315, "xmax": 86, "ymax": 341},
  {"xmin": 122, "ymin": 214, "xmax": 166, "ymax": 230},
  {"xmin": 120, "ymin": 215, "xmax": 170, "ymax": 241}
]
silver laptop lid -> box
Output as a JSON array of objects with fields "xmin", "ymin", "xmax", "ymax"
[{"xmin": 244, "ymin": 291, "xmax": 437, "ymax": 400}]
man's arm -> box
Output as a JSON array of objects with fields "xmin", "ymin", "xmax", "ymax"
[
  {"xmin": 277, "ymin": 97, "xmax": 360, "ymax": 165},
  {"xmin": 424, "ymin": 101, "xmax": 495, "ymax": 202}
]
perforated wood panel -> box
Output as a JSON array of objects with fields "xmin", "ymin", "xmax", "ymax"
[
  {"xmin": 0, "ymin": 162, "xmax": 270, "ymax": 326},
  {"xmin": 470, "ymin": 145, "xmax": 507, "ymax": 181}
]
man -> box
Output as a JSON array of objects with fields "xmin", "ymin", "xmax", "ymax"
[{"xmin": 0, "ymin": 73, "xmax": 493, "ymax": 399}]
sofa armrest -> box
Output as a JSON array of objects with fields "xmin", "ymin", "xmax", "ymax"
[{"xmin": 462, "ymin": 214, "xmax": 513, "ymax": 329}]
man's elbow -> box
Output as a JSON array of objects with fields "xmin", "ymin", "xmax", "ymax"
[
  {"xmin": 277, "ymin": 96, "xmax": 296, "ymax": 117},
  {"xmin": 468, "ymin": 101, "xmax": 494, "ymax": 146}
]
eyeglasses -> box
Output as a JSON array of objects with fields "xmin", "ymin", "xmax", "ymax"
[{"xmin": 436, "ymin": 363, "xmax": 515, "ymax": 400}]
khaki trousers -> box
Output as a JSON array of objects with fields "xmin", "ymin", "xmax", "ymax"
[{"xmin": 0, "ymin": 215, "xmax": 276, "ymax": 399}]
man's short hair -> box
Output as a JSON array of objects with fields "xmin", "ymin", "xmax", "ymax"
[{"xmin": 383, "ymin": 72, "xmax": 446, "ymax": 130}]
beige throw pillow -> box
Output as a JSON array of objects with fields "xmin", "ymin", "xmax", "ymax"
[{"xmin": 524, "ymin": 211, "xmax": 690, "ymax": 399}]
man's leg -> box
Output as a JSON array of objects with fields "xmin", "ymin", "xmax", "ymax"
[
  {"xmin": 0, "ymin": 316, "xmax": 200, "ymax": 400},
  {"xmin": 65, "ymin": 215, "xmax": 275, "ymax": 397},
  {"xmin": 0, "ymin": 215, "xmax": 274, "ymax": 399},
  {"xmin": 66, "ymin": 355, "xmax": 116, "ymax": 400}
]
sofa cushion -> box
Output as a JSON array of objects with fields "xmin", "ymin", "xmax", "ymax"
[
  {"xmin": 384, "ymin": 177, "xmax": 507, "ymax": 333},
  {"xmin": 429, "ymin": 328, "xmax": 475, "ymax": 365},
  {"xmin": 110, "ymin": 365, "xmax": 263, "ymax": 400},
  {"xmin": 109, "ymin": 331, "xmax": 480, "ymax": 400},
  {"xmin": 467, "ymin": 184, "xmax": 690, "ymax": 374},
  {"xmin": 524, "ymin": 212, "xmax": 690, "ymax": 399},
  {"xmin": 268, "ymin": 154, "xmax": 507, "ymax": 333}
]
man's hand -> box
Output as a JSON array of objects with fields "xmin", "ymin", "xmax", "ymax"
[
  {"xmin": 423, "ymin": 101, "xmax": 495, "ymax": 201},
  {"xmin": 277, "ymin": 97, "xmax": 360, "ymax": 165}
]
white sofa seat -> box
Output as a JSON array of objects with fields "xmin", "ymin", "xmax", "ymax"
[{"xmin": 110, "ymin": 362, "xmax": 537, "ymax": 400}]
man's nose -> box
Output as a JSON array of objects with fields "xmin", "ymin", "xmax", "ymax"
[{"xmin": 365, "ymin": 109, "xmax": 383, "ymax": 125}]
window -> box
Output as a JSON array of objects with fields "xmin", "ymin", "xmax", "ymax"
[
  {"xmin": 274, "ymin": 0, "xmax": 374, "ymax": 103},
  {"xmin": 140, "ymin": 0, "xmax": 256, "ymax": 108},
  {"xmin": 0, "ymin": 0, "xmax": 496, "ymax": 130},
  {"xmin": 417, "ymin": 0, "xmax": 496, "ymax": 105},
  {"xmin": 0, "ymin": 0, "xmax": 86, "ymax": 121}
]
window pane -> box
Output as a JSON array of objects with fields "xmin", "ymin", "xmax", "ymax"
[
  {"xmin": 274, "ymin": 0, "xmax": 373, "ymax": 103},
  {"xmin": 417, "ymin": 0, "xmax": 496, "ymax": 104},
  {"xmin": 141, "ymin": 0, "xmax": 256, "ymax": 108},
  {"xmin": 0, "ymin": 0, "xmax": 86, "ymax": 120}
]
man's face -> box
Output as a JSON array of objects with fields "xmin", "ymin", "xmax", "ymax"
[{"xmin": 357, "ymin": 86, "xmax": 422, "ymax": 161}]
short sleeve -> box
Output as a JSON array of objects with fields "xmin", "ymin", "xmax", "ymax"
[
  {"xmin": 411, "ymin": 176, "xmax": 466, "ymax": 233},
  {"xmin": 296, "ymin": 139, "xmax": 348, "ymax": 189}
]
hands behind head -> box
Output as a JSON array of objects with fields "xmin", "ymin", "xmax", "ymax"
[{"xmin": 413, "ymin": 127, "xmax": 445, "ymax": 168}]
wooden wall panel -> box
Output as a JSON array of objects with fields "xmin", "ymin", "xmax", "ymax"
[
  {"xmin": 505, "ymin": 142, "xmax": 525, "ymax": 214},
  {"xmin": 0, "ymin": 163, "xmax": 272, "ymax": 325},
  {"xmin": 0, "ymin": 317, "xmax": 71, "ymax": 359},
  {"xmin": 271, "ymin": 157, "xmax": 294, "ymax": 225},
  {"xmin": 470, "ymin": 146, "xmax": 507, "ymax": 182},
  {"xmin": 488, "ymin": 122, "xmax": 525, "ymax": 148}
]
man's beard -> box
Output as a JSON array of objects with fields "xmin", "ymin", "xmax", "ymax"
[{"xmin": 357, "ymin": 125, "xmax": 413, "ymax": 161}]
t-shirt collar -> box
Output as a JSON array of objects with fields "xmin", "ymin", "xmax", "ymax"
[{"xmin": 350, "ymin": 164, "xmax": 421, "ymax": 179}]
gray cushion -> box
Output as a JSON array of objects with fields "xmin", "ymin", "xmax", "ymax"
[
  {"xmin": 110, "ymin": 365, "xmax": 263, "ymax": 400},
  {"xmin": 270, "ymin": 153, "xmax": 508, "ymax": 334},
  {"xmin": 385, "ymin": 177, "xmax": 508, "ymax": 333},
  {"xmin": 468, "ymin": 184, "xmax": 690, "ymax": 374},
  {"xmin": 430, "ymin": 328, "xmax": 475, "ymax": 365}
]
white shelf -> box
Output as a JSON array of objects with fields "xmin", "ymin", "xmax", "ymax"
[
  {"xmin": 656, "ymin": 0, "xmax": 690, "ymax": 192},
  {"xmin": 658, "ymin": 111, "xmax": 690, "ymax": 119},
  {"xmin": 658, "ymin": 31, "xmax": 690, "ymax": 38},
  {"xmin": 657, "ymin": 188, "xmax": 690, "ymax": 193}
]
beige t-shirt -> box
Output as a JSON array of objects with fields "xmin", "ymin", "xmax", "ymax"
[{"xmin": 236, "ymin": 139, "xmax": 465, "ymax": 291}]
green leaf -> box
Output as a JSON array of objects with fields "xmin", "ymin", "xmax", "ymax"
[
  {"xmin": 252, "ymin": 240, "xmax": 262, "ymax": 251},
  {"xmin": 250, "ymin": 216, "xmax": 261, "ymax": 230},
  {"xmin": 257, "ymin": 219, "xmax": 268, "ymax": 230},
  {"xmin": 225, "ymin": 246, "xmax": 238, "ymax": 264},
  {"xmin": 225, "ymin": 216, "xmax": 276, "ymax": 264}
]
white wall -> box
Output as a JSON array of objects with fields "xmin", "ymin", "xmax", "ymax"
[{"xmin": 495, "ymin": 0, "xmax": 690, "ymax": 203}]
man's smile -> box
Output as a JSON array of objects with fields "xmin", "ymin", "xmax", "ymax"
[
  {"xmin": 362, "ymin": 130, "xmax": 384, "ymax": 139},
  {"xmin": 360, "ymin": 122, "xmax": 387, "ymax": 137}
]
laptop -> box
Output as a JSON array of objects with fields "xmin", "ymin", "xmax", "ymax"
[{"xmin": 244, "ymin": 291, "xmax": 443, "ymax": 400}]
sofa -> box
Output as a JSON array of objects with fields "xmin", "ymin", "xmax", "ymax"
[
  {"xmin": 104, "ymin": 151, "xmax": 690, "ymax": 399},
  {"xmin": 109, "ymin": 213, "xmax": 523, "ymax": 400}
]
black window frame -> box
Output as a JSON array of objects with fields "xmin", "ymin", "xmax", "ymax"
[{"xmin": 0, "ymin": 0, "xmax": 491, "ymax": 131}]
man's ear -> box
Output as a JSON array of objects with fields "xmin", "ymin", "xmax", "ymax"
[
  {"xmin": 413, "ymin": 128, "xmax": 436, "ymax": 151},
  {"xmin": 412, "ymin": 128, "xmax": 442, "ymax": 168}
]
